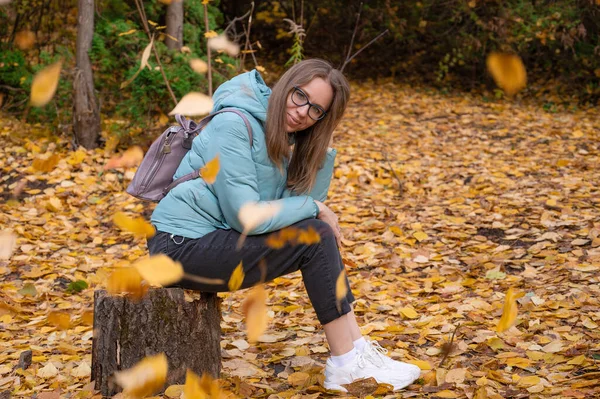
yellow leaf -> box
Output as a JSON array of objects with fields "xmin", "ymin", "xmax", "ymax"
[
  {"xmin": 183, "ymin": 370, "xmax": 205, "ymax": 399},
  {"xmin": 134, "ymin": 254, "xmax": 184, "ymax": 287},
  {"xmin": 389, "ymin": 226, "xmax": 404, "ymax": 236},
  {"xmin": 288, "ymin": 371, "xmax": 311, "ymax": 387},
  {"xmin": 335, "ymin": 270, "xmax": 348, "ymax": 313},
  {"xmin": 517, "ymin": 376, "xmax": 541, "ymax": 387},
  {"xmin": 47, "ymin": 311, "xmax": 71, "ymax": 330},
  {"xmin": 436, "ymin": 390, "xmax": 458, "ymax": 398},
  {"xmin": 45, "ymin": 197, "xmax": 62, "ymax": 212},
  {"xmin": 107, "ymin": 267, "xmax": 148, "ymax": 300},
  {"xmin": 238, "ymin": 202, "xmax": 283, "ymax": 235},
  {"xmin": 164, "ymin": 384, "xmax": 184, "ymax": 398},
  {"xmin": 296, "ymin": 226, "xmax": 321, "ymax": 245},
  {"xmin": 496, "ymin": 287, "xmax": 524, "ymax": 333},
  {"xmin": 113, "ymin": 212, "xmax": 155, "ymax": 238},
  {"xmin": 104, "ymin": 146, "xmax": 145, "ymax": 170},
  {"xmin": 30, "ymin": 60, "xmax": 62, "ymax": 106},
  {"xmin": 399, "ymin": 307, "xmax": 418, "ymax": 319},
  {"xmin": 14, "ymin": 30, "xmax": 36, "ymax": 50},
  {"xmin": 37, "ymin": 362, "xmax": 59, "ymax": 378},
  {"xmin": 486, "ymin": 52, "xmax": 527, "ymax": 95},
  {"xmin": 32, "ymin": 153, "xmax": 60, "ymax": 172},
  {"xmin": 200, "ymin": 155, "xmax": 220, "ymax": 184},
  {"xmin": 114, "ymin": 353, "xmax": 168, "ymax": 399},
  {"xmin": 505, "ymin": 357, "xmax": 532, "ymax": 368},
  {"xmin": 407, "ymin": 360, "xmax": 432, "ymax": 370},
  {"xmin": 202, "ymin": 0, "xmax": 211, "ymax": 4},
  {"xmin": 0, "ymin": 230, "xmax": 17, "ymax": 260},
  {"xmin": 413, "ymin": 231, "xmax": 429, "ymax": 242},
  {"xmin": 118, "ymin": 29, "xmax": 138, "ymax": 37},
  {"xmin": 168, "ymin": 92, "xmax": 214, "ymax": 116},
  {"xmin": 189, "ymin": 58, "xmax": 208, "ymax": 74},
  {"xmin": 207, "ymin": 34, "xmax": 240, "ymax": 57},
  {"xmin": 204, "ymin": 30, "xmax": 218, "ymax": 38},
  {"xmin": 242, "ymin": 285, "xmax": 267, "ymax": 343},
  {"xmin": 228, "ymin": 261, "xmax": 244, "ymax": 291}
]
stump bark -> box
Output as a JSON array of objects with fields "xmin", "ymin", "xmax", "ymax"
[{"xmin": 91, "ymin": 288, "xmax": 221, "ymax": 397}]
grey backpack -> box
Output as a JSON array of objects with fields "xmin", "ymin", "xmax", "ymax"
[{"xmin": 126, "ymin": 108, "xmax": 253, "ymax": 202}]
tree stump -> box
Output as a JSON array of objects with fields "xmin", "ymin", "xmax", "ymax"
[{"xmin": 91, "ymin": 288, "xmax": 221, "ymax": 397}]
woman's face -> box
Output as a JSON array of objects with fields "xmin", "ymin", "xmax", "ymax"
[{"xmin": 285, "ymin": 77, "xmax": 334, "ymax": 133}]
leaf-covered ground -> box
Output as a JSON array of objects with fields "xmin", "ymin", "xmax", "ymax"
[{"xmin": 1, "ymin": 83, "xmax": 599, "ymax": 399}]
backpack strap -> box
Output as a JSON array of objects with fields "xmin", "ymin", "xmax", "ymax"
[{"xmin": 162, "ymin": 109, "xmax": 254, "ymax": 196}]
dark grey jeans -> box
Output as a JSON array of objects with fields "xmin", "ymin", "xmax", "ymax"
[{"xmin": 147, "ymin": 218, "xmax": 355, "ymax": 325}]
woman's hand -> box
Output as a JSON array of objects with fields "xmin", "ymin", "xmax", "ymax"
[{"xmin": 314, "ymin": 200, "xmax": 343, "ymax": 248}]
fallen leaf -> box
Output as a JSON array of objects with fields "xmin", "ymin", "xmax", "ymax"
[
  {"xmin": 47, "ymin": 311, "xmax": 71, "ymax": 329},
  {"xmin": 0, "ymin": 230, "xmax": 17, "ymax": 260},
  {"xmin": 37, "ymin": 362, "xmax": 59, "ymax": 378}
]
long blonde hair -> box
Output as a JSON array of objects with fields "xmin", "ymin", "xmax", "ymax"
[{"xmin": 265, "ymin": 59, "xmax": 350, "ymax": 194}]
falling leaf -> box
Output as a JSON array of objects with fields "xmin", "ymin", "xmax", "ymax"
[
  {"xmin": 496, "ymin": 287, "xmax": 525, "ymax": 333},
  {"xmin": 30, "ymin": 60, "xmax": 62, "ymax": 106},
  {"xmin": 114, "ymin": 353, "xmax": 168, "ymax": 399},
  {"xmin": 238, "ymin": 202, "xmax": 283, "ymax": 235},
  {"xmin": 204, "ymin": 30, "xmax": 218, "ymax": 39},
  {"xmin": 14, "ymin": 30, "xmax": 36, "ymax": 50},
  {"xmin": 104, "ymin": 146, "xmax": 145, "ymax": 170},
  {"xmin": 228, "ymin": 261, "xmax": 244, "ymax": 291},
  {"xmin": 242, "ymin": 285, "xmax": 267, "ymax": 342},
  {"xmin": 190, "ymin": 58, "xmax": 208, "ymax": 74},
  {"xmin": 106, "ymin": 267, "xmax": 148, "ymax": 300},
  {"xmin": 207, "ymin": 34, "xmax": 240, "ymax": 56},
  {"xmin": 47, "ymin": 311, "xmax": 71, "ymax": 329},
  {"xmin": 297, "ymin": 226, "xmax": 321, "ymax": 245},
  {"xmin": 133, "ymin": 254, "xmax": 184, "ymax": 287},
  {"xmin": 486, "ymin": 52, "xmax": 527, "ymax": 95},
  {"xmin": 164, "ymin": 384, "xmax": 184, "ymax": 398},
  {"xmin": 113, "ymin": 211, "xmax": 155, "ymax": 237},
  {"xmin": 168, "ymin": 92, "xmax": 214, "ymax": 116},
  {"xmin": 200, "ymin": 155, "xmax": 220, "ymax": 184},
  {"xmin": 121, "ymin": 37, "xmax": 154, "ymax": 89},
  {"xmin": 335, "ymin": 270, "xmax": 348, "ymax": 313},
  {"xmin": 0, "ymin": 230, "xmax": 17, "ymax": 260}
]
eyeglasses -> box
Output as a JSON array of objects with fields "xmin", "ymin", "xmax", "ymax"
[{"xmin": 291, "ymin": 86, "xmax": 328, "ymax": 121}]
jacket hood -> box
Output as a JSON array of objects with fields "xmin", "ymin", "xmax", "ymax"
[{"xmin": 212, "ymin": 70, "xmax": 271, "ymax": 123}]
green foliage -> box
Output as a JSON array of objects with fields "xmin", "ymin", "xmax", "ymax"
[{"xmin": 66, "ymin": 280, "xmax": 88, "ymax": 294}]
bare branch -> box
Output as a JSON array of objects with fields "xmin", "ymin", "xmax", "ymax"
[
  {"xmin": 341, "ymin": 29, "xmax": 388, "ymax": 73},
  {"xmin": 203, "ymin": 1, "xmax": 213, "ymax": 96}
]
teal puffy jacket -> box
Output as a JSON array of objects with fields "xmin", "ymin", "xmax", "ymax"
[{"xmin": 151, "ymin": 70, "xmax": 336, "ymax": 238}]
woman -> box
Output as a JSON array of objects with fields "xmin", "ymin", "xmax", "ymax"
[{"xmin": 147, "ymin": 59, "xmax": 421, "ymax": 392}]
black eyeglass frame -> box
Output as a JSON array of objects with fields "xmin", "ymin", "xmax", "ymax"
[{"xmin": 291, "ymin": 86, "xmax": 328, "ymax": 121}]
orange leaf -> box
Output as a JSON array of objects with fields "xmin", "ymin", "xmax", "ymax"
[
  {"xmin": 496, "ymin": 287, "xmax": 524, "ymax": 332},
  {"xmin": 200, "ymin": 155, "xmax": 220, "ymax": 184},
  {"xmin": 104, "ymin": 146, "xmax": 144, "ymax": 170},
  {"xmin": 335, "ymin": 270, "xmax": 348, "ymax": 313},
  {"xmin": 32, "ymin": 153, "xmax": 60, "ymax": 173},
  {"xmin": 486, "ymin": 52, "xmax": 527, "ymax": 95},
  {"xmin": 114, "ymin": 353, "xmax": 168, "ymax": 398},
  {"xmin": 228, "ymin": 261, "xmax": 244, "ymax": 291},
  {"xmin": 14, "ymin": 30, "xmax": 36, "ymax": 50},
  {"xmin": 113, "ymin": 212, "xmax": 155, "ymax": 238},
  {"xmin": 47, "ymin": 311, "xmax": 71, "ymax": 330},
  {"xmin": 297, "ymin": 226, "xmax": 321, "ymax": 245},
  {"xmin": 106, "ymin": 267, "xmax": 148, "ymax": 300},
  {"xmin": 242, "ymin": 285, "xmax": 267, "ymax": 342}
]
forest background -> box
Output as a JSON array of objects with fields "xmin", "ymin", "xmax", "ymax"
[{"xmin": 1, "ymin": 0, "xmax": 600, "ymax": 148}]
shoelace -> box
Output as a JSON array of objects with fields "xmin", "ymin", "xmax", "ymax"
[{"xmin": 357, "ymin": 341, "xmax": 389, "ymax": 368}]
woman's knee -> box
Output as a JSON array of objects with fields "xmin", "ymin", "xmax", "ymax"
[{"xmin": 294, "ymin": 218, "xmax": 336, "ymax": 242}]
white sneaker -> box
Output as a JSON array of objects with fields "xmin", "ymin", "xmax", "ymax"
[{"xmin": 323, "ymin": 342, "xmax": 421, "ymax": 392}]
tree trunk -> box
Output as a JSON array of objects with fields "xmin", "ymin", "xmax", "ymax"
[
  {"xmin": 91, "ymin": 288, "xmax": 222, "ymax": 397},
  {"xmin": 166, "ymin": 0, "xmax": 184, "ymax": 50},
  {"xmin": 73, "ymin": 0, "xmax": 100, "ymax": 149}
]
